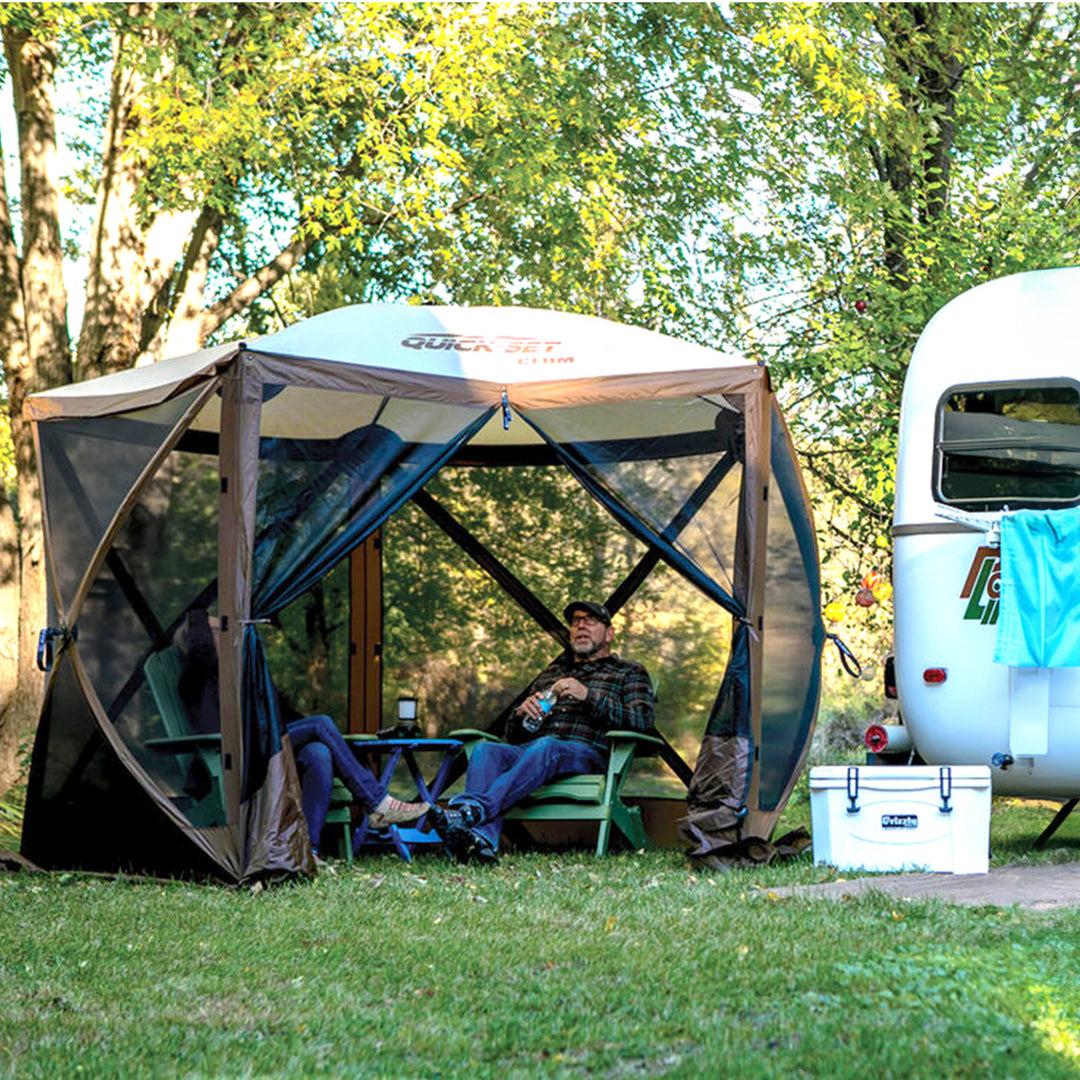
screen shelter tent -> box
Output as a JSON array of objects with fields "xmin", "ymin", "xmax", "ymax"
[{"xmin": 21, "ymin": 305, "xmax": 822, "ymax": 882}]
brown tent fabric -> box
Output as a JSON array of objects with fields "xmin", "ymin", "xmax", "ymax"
[{"xmin": 22, "ymin": 304, "xmax": 822, "ymax": 881}]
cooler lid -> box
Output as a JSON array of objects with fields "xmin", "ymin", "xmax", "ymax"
[{"xmin": 809, "ymin": 765, "xmax": 991, "ymax": 790}]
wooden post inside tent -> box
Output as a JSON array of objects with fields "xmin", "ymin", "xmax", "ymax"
[{"xmin": 348, "ymin": 531, "xmax": 383, "ymax": 734}]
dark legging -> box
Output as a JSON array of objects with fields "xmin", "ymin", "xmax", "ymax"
[{"xmin": 288, "ymin": 714, "xmax": 384, "ymax": 853}]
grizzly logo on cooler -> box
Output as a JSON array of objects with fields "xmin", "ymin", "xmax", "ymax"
[{"xmin": 960, "ymin": 545, "xmax": 1000, "ymax": 624}]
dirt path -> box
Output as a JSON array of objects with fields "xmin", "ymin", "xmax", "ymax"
[{"xmin": 774, "ymin": 862, "xmax": 1080, "ymax": 911}]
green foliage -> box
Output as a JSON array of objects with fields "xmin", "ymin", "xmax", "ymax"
[
  {"xmin": 214, "ymin": 3, "xmax": 1080, "ymax": 609},
  {"xmin": 0, "ymin": 785, "xmax": 23, "ymax": 843},
  {"xmin": 714, "ymin": 4, "xmax": 1080, "ymax": 579},
  {"xmin": 0, "ymin": 407, "xmax": 13, "ymax": 496}
]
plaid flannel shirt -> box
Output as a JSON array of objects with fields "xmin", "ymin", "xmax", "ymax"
[{"xmin": 509, "ymin": 653, "xmax": 655, "ymax": 752}]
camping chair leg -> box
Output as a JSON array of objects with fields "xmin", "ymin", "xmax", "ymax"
[
  {"xmin": 610, "ymin": 800, "xmax": 649, "ymax": 852},
  {"xmin": 596, "ymin": 815, "xmax": 613, "ymax": 857}
]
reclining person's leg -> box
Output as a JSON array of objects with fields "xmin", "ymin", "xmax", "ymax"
[
  {"xmin": 450, "ymin": 736, "xmax": 605, "ymax": 854},
  {"xmin": 287, "ymin": 714, "xmax": 428, "ymax": 826},
  {"xmin": 473, "ymin": 736, "xmax": 604, "ymax": 821},
  {"xmin": 295, "ymin": 740, "xmax": 333, "ymax": 854}
]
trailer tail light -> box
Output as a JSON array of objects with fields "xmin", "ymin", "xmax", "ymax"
[
  {"xmin": 923, "ymin": 668, "xmax": 947, "ymax": 685},
  {"xmin": 865, "ymin": 723, "xmax": 913, "ymax": 756},
  {"xmin": 865, "ymin": 724, "xmax": 889, "ymax": 753}
]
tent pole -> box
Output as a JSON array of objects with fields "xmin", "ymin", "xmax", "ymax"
[
  {"xmin": 740, "ymin": 376, "xmax": 773, "ymax": 837},
  {"xmin": 218, "ymin": 356, "xmax": 262, "ymax": 840},
  {"xmin": 348, "ymin": 532, "xmax": 383, "ymax": 735}
]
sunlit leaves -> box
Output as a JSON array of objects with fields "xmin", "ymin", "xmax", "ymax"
[{"xmin": 721, "ymin": 3, "xmax": 1080, "ymax": 583}]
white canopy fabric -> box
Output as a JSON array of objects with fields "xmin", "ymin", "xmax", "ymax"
[{"xmin": 26, "ymin": 305, "xmax": 752, "ymax": 421}]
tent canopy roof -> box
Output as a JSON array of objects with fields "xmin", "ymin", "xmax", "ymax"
[{"xmin": 26, "ymin": 305, "xmax": 755, "ymax": 422}]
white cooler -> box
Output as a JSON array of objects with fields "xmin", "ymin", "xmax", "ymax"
[{"xmin": 809, "ymin": 765, "xmax": 991, "ymax": 875}]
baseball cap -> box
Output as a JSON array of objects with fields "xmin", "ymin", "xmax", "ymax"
[{"xmin": 563, "ymin": 600, "xmax": 611, "ymax": 626}]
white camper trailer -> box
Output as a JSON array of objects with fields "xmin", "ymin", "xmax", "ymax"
[{"xmin": 893, "ymin": 267, "xmax": 1080, "ymax": 814}]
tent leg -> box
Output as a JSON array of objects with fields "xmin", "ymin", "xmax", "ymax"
[{"xmin": 1033, "ymin": 798, "xmax": 1079, "ymax": 850}]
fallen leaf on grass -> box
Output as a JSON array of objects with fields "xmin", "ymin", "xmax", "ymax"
[{"xmin": 605, "ymin": 916, "xmax": 617, "ymax": 932}]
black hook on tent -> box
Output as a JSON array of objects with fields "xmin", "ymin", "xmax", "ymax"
[
  {"xmin": 825, "ymin": 632, "xmax": 862, "ymax": 679},
  {"xmin": 36, "ymin": 626, "xmax": 74, "ymax": 672},
  {"xmin": 500, "ymin": 388, "xmax": 512, "ymax": 431}
]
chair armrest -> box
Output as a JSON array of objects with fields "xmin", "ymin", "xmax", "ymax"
[
  {"xmin": 605, "ymin": 729, "xmax": 665, "ymax": 749},
  {"xmin": 606, "ymin": 729, "xmax": 692, "ymax": 788},
  {"xmin": 447, "ymin": 728, "xmax": 501, "ymax": 766}
]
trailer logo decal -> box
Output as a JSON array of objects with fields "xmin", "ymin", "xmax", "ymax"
[
  {"xmin": 882, "ymin": 814, "xmax": 918, "ymax": 829},
  {"xmin": 960, "ymin": 545, "xmax": 1000, "ymax": 625}
]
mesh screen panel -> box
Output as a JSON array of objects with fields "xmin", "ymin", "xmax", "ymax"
[
  {"xmin": 37, "ymin": 392, "xmax": 203, "ymax": 613},
  {"xmin": 21, "ymin": 654, "xmax": 226, "ymax": 878},
  {"xmin": 758, "ymin": 407, "xmax": 822, "ymax": 810}
]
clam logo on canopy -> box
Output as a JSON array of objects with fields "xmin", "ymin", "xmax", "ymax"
[
  {"xmin": 960, "ymin": 545, "xmax": 1000, "ymax": 625},
  {"xmin": 401, "ymin": 333, "xmax": 574, "ymax": 364}
]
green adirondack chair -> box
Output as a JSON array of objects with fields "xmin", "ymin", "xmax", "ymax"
[
  {"xmin": 144, "ymin": 647, "xmax": 354, "ymax": 856},
  {"xmin": 143, "ymin": 647, "xmax": 226, "ymax": 828},
  {"xmin": 448, "ymin": 728, "xmax": 668, "ymax": 855}
]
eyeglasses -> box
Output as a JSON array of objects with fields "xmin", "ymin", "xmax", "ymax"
[{"xmin": 568, "ymin": 614, "xmax": 603, "ymax": 627}]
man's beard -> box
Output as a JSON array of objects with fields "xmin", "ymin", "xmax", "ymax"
[{"xmin": 571, "ymin": 637, "xmax": 604, "ymax": 660}]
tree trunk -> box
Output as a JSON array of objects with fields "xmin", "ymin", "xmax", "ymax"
[
  {"xmin": 77, "ymin": 9, "xmax": 199, "ymax": 380},
  {"xmin": 0, "ymin": 25, "xmax": 72, "ymax": 789},
  {"xmin": 0, "ymin": 494, "xmax": 20, "ymax": 790}
]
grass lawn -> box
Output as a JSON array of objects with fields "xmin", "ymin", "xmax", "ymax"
[{"xmin": 1, "ymin": 796, "xmax": 1080, "ymax": 1080}]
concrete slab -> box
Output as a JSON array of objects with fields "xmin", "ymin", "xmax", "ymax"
[{"xmin": 773, "ymin": 862, "xmax": 1080, "ymax": 911}]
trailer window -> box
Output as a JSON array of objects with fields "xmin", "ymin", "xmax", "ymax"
[{"xmin": 936, "ymin": 382, "xmax": 1080, "ymax": 509}]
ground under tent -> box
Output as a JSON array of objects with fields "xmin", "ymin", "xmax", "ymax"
[{"xmin": 21, "ymin": 304, "xmax": 823, "ymax": 882}]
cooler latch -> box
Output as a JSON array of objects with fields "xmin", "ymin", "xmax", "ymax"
[
  {"xmin": 846, "ymin": 766, "xmax": 860, "ymax": 814},
  {"xmin": 939, "ymin": 766, "xmax": 953, "ymax": 814}
]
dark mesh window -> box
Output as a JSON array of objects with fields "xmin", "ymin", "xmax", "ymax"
[
  {"xmin": 937, "ymin": 382, "xmax": 1080, "ymax": 509},
  {"xmin": 759, "ymin": 407, "xmax": 822, "ymax": 810}
]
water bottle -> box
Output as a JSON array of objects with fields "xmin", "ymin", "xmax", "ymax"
[{"xmin": 522, "ymin": 688, "xmax": 556, "ymax": 733}]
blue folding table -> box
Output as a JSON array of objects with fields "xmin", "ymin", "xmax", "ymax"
[{"xmin": 345, "ymin": 737, "xmax": 463, "ymax": 861}]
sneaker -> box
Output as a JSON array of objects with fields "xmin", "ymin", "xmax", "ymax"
[
  {"xmin": 430, "ymin": 804, "xmax": 498, "ymax": 865},
  {"xmin": 369, "ymin": 795, "xmax": 430, "ymax": 829},
  {"xmin": 468, "ymin": 831, "xmax": 499, "ymax": 865}
]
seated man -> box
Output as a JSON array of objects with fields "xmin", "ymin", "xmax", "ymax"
[{"xmin": 431, "ymin": 600, "xmax": 655, "ymax": 863}]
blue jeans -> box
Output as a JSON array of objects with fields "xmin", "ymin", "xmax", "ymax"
[
  {"xmin": 288, "ymin": 715, "xmax": 385, "ymax": 853},
  {"xmin": 452, "ymin": 736, "xmax": 605, "ymax": 851}
]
